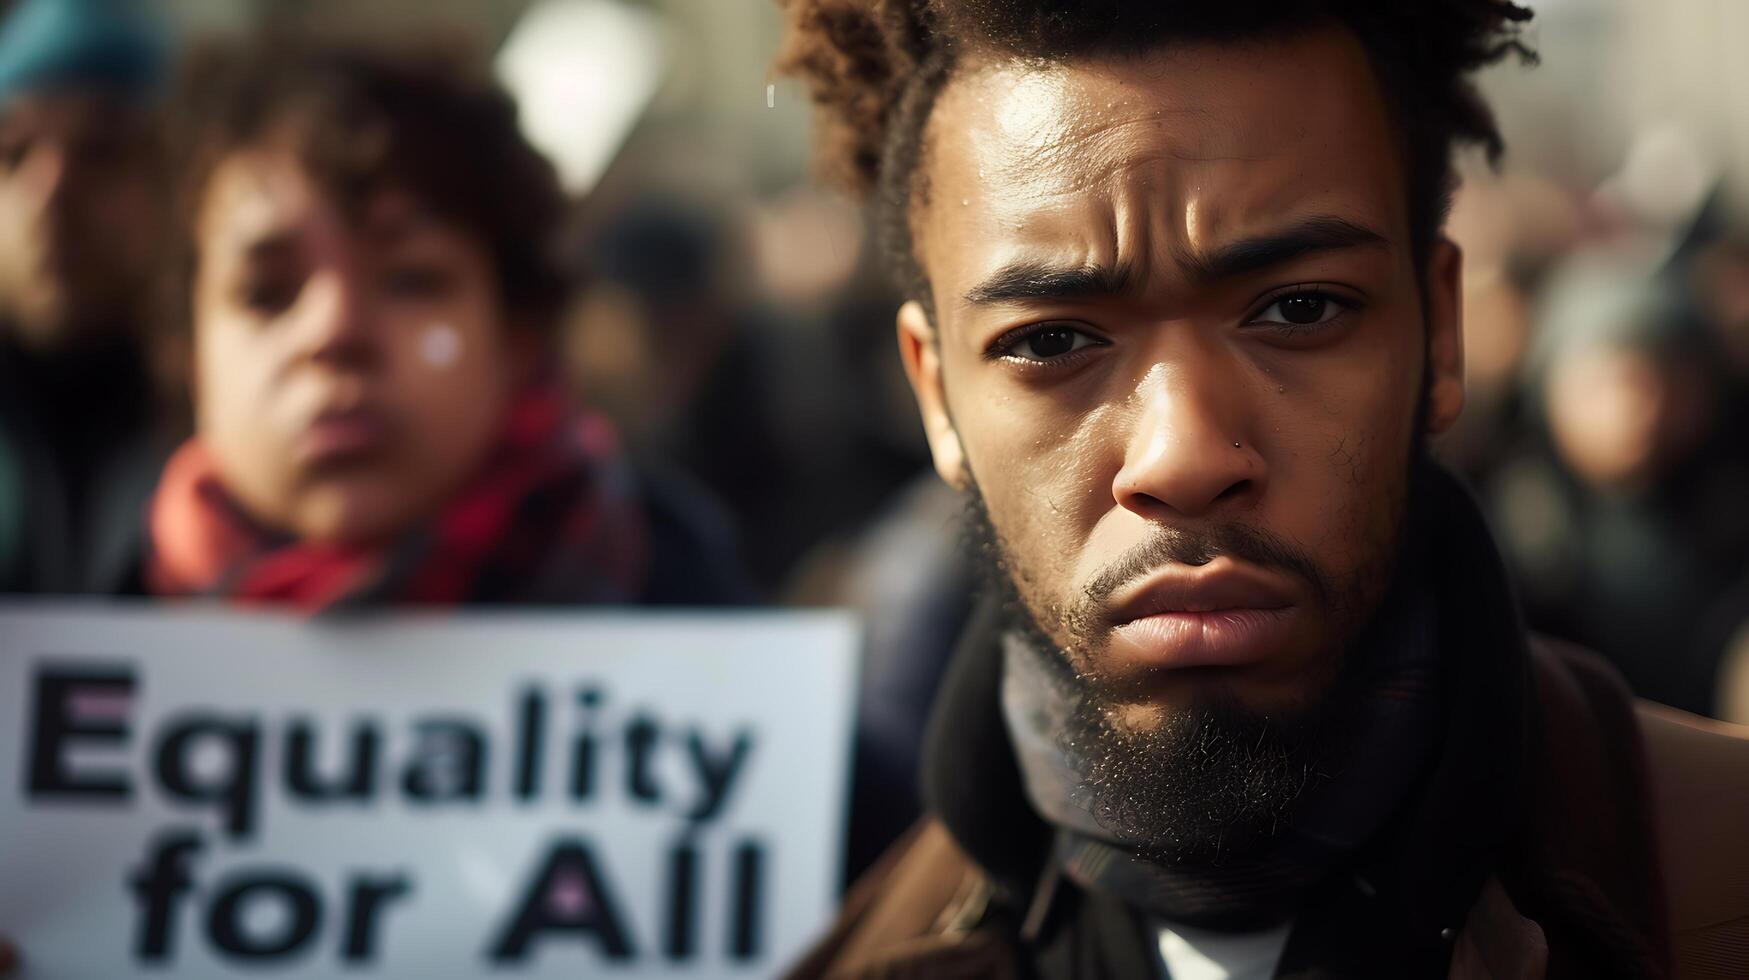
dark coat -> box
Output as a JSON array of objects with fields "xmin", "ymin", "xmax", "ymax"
[
  {"xmin": 789, "ymin": 468, "xmax": 1749, "ymax": 979},
  {"xmin": 0, "ymin": 337, "xmax": 171, "ymax": 595}
]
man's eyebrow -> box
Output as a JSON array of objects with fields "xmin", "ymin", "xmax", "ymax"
[
  {"xmin": 960, "ymin": 215, "xmax": 1388, "ymax": 307},
  {"xmin": 1178, "ymin": 215, "xmax": 1388, "ymax": 283},
  {"xmin": 962, "ymin": 261, "xmax": 1138, "ymax": 307}
]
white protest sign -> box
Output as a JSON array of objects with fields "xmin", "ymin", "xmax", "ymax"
[{"xmin": 0, "ymin": 602, "xmax": 859, "ymax": 978}]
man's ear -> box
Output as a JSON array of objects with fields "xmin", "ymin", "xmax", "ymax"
[
  {"xmin": 897, "ymin": 299, "xmax": 970, "ymax": 489},
  {"xmin": 1423, "ymin": 238, "xmax": 1466, "ymax": 436}
]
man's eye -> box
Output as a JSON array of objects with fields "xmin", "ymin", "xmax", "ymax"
[
  {"xmin": 1251, "ymin": 291, "xmax": 1350, "ymax": 328},
  {"xmin": 1000, "ymin": 325, "xmax": 1103, "ymax": 362}
]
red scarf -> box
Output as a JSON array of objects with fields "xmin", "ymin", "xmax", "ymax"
[{"xmin": 146, "ymin": 387, "xmax": 647, "ymax": 611}]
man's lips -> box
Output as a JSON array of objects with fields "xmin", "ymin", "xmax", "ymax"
[{"xmin": 1104, "ymin": 559, "xmax": 1300, "ymax": 670}]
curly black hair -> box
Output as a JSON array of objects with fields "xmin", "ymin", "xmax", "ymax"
[
  {"xmin": 163, "ymin": 35, "xmax": 570, "ymax": 336},
  {"xmin": 775, "ymin": 0, "xmax": 1535, "ymax": 307}
]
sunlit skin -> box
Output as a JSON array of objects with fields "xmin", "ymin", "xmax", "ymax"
[
  {"xmin": 0, "ymin": 92, "xmax": 160, "ymax": 349},
  {"xmin": 193, "ymin": 148, "xmax": 523, "ymax": 544},
  {"xmin": 898, "ymin": 27, "xmax": 1465, "ymax": 724}
]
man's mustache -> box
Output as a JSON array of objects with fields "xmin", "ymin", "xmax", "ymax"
[{"xmin": 1080, "ymin": 522, "xmax": 1328, "ymax": 611}]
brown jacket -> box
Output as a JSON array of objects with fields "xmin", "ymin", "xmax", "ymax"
[
  {"xmin": 789, "ymin": 469, "xmax": 1749, "ymax": 980},
  {"xmin": 790, "ymin": 675, "xmax": 1749, "ymax": 980}
]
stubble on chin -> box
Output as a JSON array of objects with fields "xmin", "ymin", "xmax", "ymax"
[{"xmin": 960, "ymin": 481, "xmax": 1395, "ymax": 864}]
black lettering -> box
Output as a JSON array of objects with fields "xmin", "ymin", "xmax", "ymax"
[
  {"xmin": 342, "ymin": 874, "xmax": 412, "ymax": 962},
  {"xmin": 26, "ymin": 666, "xmax": 135, "ymax": 800},
  {"xmin": 285, "ymin": 718, "xmax": 380, "ymax": 802},
  {"xmin": 665, "ymin": 837, "xmax": 699, "ymax": 960},
  {"xmin": 154, "ymin": 714, "xmax": 261, "ymax": 838},
  {"xmin": 128, "ymin": 830, "xmax": 203, "ymax": 960},
  {"xmin": 729, "ymin": 840, "xmax": 764, "ymax": 960},
  {"xmin": 685, "ymin": 730, "xmax": 753, "ymax": 822},
  {"xmin": 488, "ymin": 839, "xmax": 635, "ymax": 961},
  {"xmin": 514, "ymin": 688, "xmax": 545, "ymax": 801},
  {"xmin": 208, "ymin": 872, "xmax": 322, "ymax": 960},
  {"xmin": 569, "ymin": 687, "xmax": 602, "ymax": 802},
  {"xmin": 402, "ymin": 718, "xmax": 487, "ymax": 802},
  {"xmin": 625, "ymin": 714, "xmax": 661, "ymax": 805}
]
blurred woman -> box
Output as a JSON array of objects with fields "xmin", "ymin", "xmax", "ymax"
[{"xmin": 133, "ymin": 38, "xmax": 748, "ymax": 609}]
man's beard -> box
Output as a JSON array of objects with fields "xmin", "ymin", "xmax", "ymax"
[{"xmin": 964, "ymin": 484, "xmax": 1408, "ymax": 867}]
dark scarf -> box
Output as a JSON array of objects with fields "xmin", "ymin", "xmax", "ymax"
[
  {"xmin": 923, "ymin": 464, "xmax": 1560, "ymax": 976},
  {"xmin": 145, "ymin": 385, "xmax": 648, "ymax": 611},
  {"xmin": 1002, "ymin": 565, "xmax": 1442, "ymax": 932}
]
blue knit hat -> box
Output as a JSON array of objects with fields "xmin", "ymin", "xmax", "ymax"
[{"xmin": 0, "ymin": 0, "xmax": 170, "ymax": 105}]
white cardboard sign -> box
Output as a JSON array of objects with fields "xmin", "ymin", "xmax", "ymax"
[{"xmin": 0, "ymin": 602, "xmax": 859, "ymax": 978}]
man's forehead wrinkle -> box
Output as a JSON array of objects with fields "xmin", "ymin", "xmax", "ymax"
[
  {"xmin": 1175, "ymin": 215, "xmax": 1392, "ymax": 285},
  {"xmin": 1109, "ymin": 191, "xmax": 1149, "ymax": 299},
  {"xmin": 977, "ymin": 113, "xmax": 1242, "ymax": 203},
  {"xmin": 932, "ymin": 35, "xmax": 1410, "ymax": 328},
  {"xmin": 968, "ymin": 59, "xmax": 1238, "ymax": 195}
]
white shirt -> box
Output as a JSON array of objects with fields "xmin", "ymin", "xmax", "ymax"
[{"xmin": 1155, "ymin": 919, "xmax": 1294, "ymax": 980}]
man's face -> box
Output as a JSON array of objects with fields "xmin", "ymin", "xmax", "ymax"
[
  {"xmin": 192, "ymin": 148, "xmax": 518, "ymax": 544},
  {"xmin": 0, "ymin": 91, "xmax": 160, "ymax": 349},
  {"xmin": 902, "ymin": 28, "xmax": 1465, "ymax": 728}
]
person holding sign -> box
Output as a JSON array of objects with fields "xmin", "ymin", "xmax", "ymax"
[
  {"xmin": 0, "ymin": 33, "xmax": 759, "ymax": 976},
  {"xmin": 0, "ymin": 30, "xmax": 766, "ymax": 973},
  {"xmin": 124, "ymin": 38, "xmax": 748, "ymax": 610},
  {"xmin": 775, "ymin": 0, "xmax": 1749, "ymax": 977}
]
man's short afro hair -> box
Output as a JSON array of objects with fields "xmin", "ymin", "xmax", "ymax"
[{"xmin": 775, "ymin": 0, "xmax": 1534, "ymax": 305}]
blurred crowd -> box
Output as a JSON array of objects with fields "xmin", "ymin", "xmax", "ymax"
[
  {"xmin": 1443, "ymin": 161, "xmax": 1749, "ymax": 723},
  {"xmin": 2, "ymin": 0, "xmax": 1748, "ymax": 879}
]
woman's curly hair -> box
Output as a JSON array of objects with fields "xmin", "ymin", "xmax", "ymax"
[{"xmin": 775, "ymin": 0, "xmax": 1534, "ymax": 304}]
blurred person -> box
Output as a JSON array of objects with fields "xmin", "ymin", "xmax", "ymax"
[
  {"xmin": 0, "ymin": 39, "xmax": 753, "ymax": 967},
  {"xmin": 568, "ymin": 186, "xmax": 924, "ymax": 588},
  {"xmin": 1690, "ymin": 235, "xmax": 1749, "ymax": 722},
  {"xmin": 567, "ymin": 191, "xmax": 802, "ymax": 588},
  {"xmin": 0, "ymin": 0, "xmax": 175, "ymax": 593},
  {"xmin": 777, "ymin": 1, "xmax": 1749, "ymax": 978},
  {"xmin": 1489, "ymin": 256, "xmax": 1749, "ymax": 715},
  {"xmin": 1691, "ymin": 234, "xmax": 1749, "ymax": 381},
  {"xmin": 1434, "ymin": 170, "xmax": 1583, "ymax": 482},
  {"xmin": 124, "ymin": 37, "xmax": 749, "ymax": 610},
  {"xmin": 787, "ymin": 471, "xmax": 975, "ymax": 881}
]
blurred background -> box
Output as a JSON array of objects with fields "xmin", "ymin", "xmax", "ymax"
[{"xmin": 4, "ymin": 0, "xmax": 1749, "ymax": 873}]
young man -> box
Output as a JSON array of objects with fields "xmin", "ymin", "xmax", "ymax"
[{"xmin": 777, "ymin": 1, "xmax": 1749, "ymax": 977}]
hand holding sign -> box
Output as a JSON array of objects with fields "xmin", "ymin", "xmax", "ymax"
[{"xmin": 0, "ymin": 603, "xmax": 859, "ymax": 978}]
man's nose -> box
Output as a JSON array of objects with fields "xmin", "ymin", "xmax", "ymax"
[
  {"xmin": 1112, "ymin": 359, "xmax": 1265, "ymax": 520},
  {"xmin": 296, "ymin": 269, "xmax": 379, "ymax": 370}
]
